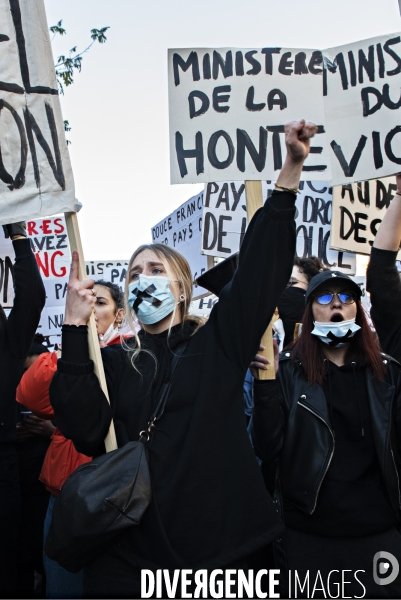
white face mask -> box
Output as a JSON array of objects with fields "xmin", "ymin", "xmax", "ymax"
[
  {"xmin": 311, "ymin": 318, "xmax": 361, "ymax": 347},
  {"xmin": 99, "ymin": 319, "xmax": 117, "ymax": 344}
]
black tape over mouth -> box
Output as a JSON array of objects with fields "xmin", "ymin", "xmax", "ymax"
[
  {"xmin": 327, "ymin": 330, "xmax": 352, "ymax": 346},
  {"xmin": 132, "ymin": 284, "xmax": 162, "ymax": 312}
]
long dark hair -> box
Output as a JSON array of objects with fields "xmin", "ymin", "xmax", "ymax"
[{"xmin": 292, "ymin": 298, "xmax": 386, "ymax": 384}]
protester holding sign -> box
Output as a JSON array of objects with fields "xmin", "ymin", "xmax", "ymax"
[
  {"xmin": 0, "ymin": 223, "xmax": 46, "ymax": 595},
  {"xmin": 48, "ymin": 120, "xmax": 315, "ymax": 597},
  {"xmin": 252, "ymin": 269, "xmax": 401, "ymax": 598},
  {"xmin": 367, "ymin": 173, "xmax": 401, "ymax": 363}
]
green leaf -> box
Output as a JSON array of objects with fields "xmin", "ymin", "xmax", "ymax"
[
  {"xmin": 50, "ymin": 20, "xmax": 66, "ymax": 36},
  {"xmin": 90, "ymin": 26, "xmax": 109, "ymax": 43}
]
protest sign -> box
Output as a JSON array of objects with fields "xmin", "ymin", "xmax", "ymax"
[
  {"xmin": 202, "ymin": 180, "xmax": 356, "ymax": 274},
  {"xmin": 168, "ymin": 46, "xmax": 328, "ymax": 184},
  {"xmin": 190, "ymin": 294, "xmax": 218, "ymax": 318},
  {"xmin": 323, "ymin": 34, "xmax": 401, "ymax": 186},
  {"xmin": 151, "ymin": 191, "xmax": 210, "ymax": 297},
  {"xmin": 0, "ymin": 215, "xmax": 70, "ymax": 349},
  {"xmin": 102, "ymin": 264, "xmax": 128, "ymax": 292},
  {"xmin": 351, "ymin": 275, "xmax": 373, "ymax": 328},
  {"xmin": 330, "ymin": 176, "xmax": 400, "ymax": 258},
  {"xmin": 0, "ymin": 0, "xmax": 77, "ymax": 225},
  {"xmin": 86, "ymin": 260, "xmax": 129, "ymax": 279},
  {"xmin": 168, "ymin": 34, "xmax": 401, "ymax": 186}
]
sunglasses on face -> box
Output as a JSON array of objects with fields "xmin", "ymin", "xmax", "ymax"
[{"xmin": 315, "ymin": 291, "xmax": 357, "ymax": 305}]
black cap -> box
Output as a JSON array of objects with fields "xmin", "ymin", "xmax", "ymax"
[
  {"xmin": 305, "ymin": 270, "xmax": 362, "ymax": 304},
  {"xmin": 196, "ymin": 253, "xmax": 239, "ymax": 297}
]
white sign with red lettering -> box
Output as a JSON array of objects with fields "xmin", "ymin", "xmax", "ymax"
[{"xmin": 0, "ymin": 215, "xmax": 70, "ymax": 349}]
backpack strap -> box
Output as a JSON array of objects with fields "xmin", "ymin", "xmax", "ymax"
[{"xmin": 139, "ymin": 340, "xmax": 188, "ymax": 443}]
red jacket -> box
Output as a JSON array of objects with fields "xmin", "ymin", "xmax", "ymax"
[
  {"xmin": 16, "ymin": 336, "xmax": 133, "ymax": 495},
  {"xmin": 16, "ymin": 351, "xmax": 91, "ymax": 495}
]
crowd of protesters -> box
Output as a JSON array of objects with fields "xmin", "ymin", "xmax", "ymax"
[{"xmin": 1, "ymin": 121, "xmax": 401, "ymax": 599}]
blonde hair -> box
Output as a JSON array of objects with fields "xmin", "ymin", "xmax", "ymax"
[{"xmin": 123, "ymin": 243, "xmax": 205, "ymax": 370}]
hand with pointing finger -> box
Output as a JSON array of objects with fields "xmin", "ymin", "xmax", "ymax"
[{"xmin": 64, "ymin": 251, "xmax": 96, "ymax": 326}]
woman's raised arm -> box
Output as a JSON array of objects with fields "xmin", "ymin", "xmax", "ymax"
[
  {"xmin": 367, "ymin": 173, "xmax": 401, "ymax": 360},
  {"xmin": 209, "ymin": 120, "xmax": 317, "ymax": 373},
  {"xmin": 49, "ymin": 253, "xmax": 113, "ymax": 457}
]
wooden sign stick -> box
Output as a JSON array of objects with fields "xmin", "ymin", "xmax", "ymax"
[
  {"xmin": 65, "ymin": 212, "xmax": 118, "ymax": 452},
  {"xmin": 245, "ymin": 181, "xmax": 276, "ymax": 381}
]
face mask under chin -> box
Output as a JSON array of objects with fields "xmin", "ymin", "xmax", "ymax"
[
  {"xmin": 311, "ymin": 318, "xmax": 361, "ymax": 348},
  {"xmin": 99, "ymin": 319, "xmax": 117, "ymax": 344}
]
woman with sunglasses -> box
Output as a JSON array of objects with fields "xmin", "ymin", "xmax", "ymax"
[{"xmin": 252, "ymin": 270, "xmax": 401, "ymax": 598}]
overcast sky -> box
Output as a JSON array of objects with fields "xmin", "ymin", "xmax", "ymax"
[{"xmin": 43, "ymin": 0, "xmax": 401, "ymax": 260}]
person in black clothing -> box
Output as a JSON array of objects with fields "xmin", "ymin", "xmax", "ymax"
[
  {"xmin": 49, "ymin": 120, "xmax": 317, "ymax": 599},
  {"xmin": 252, "ymin": 269, "xmax": 401, "ymax": 598},
  {"xmin": 278, "ymin": 255, "xmax": 329, "ymax": 348},
  {"xmin": 367, "ymin": 172, "xmax": 401, "ymax": 363},
  {"xmin": 17, "ymin": 336, "xmax": 54, "ymax": 598},
  {"xmin": 0, "ymin": 223, "xmax": 46, "ymax": 596}
]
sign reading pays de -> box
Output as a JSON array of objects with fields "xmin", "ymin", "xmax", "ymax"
[
  {"xmin": 151, "ymin": 191, "xmax": 209, "ymax": 296},
  {"xmin": 331, "ymin": 176, "xmax": 400, "ymax": 257},
  {"xmin": 169, "ymin": 34, "xmax": 401, "ymax": 186},
  {"xmin": 202, "ymin": 181, "xmax": 356, "ymax": 274},
  {"xmin": 0, "ymin": 0, "xmax": 76, "ymax": 225}
]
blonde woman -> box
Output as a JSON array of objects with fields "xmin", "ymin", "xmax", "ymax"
[{"xmin": 49, "ymin": 120, "xmax": 317, "ymax": 599}]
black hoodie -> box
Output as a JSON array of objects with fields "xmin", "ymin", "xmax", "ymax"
[
  {"xmin": 0, "ymin": 238, "xmax": 45, "ymax": 443},
  {"xmin": 50, "ymin": 191, "xmax": 296, "ymax": 591}
]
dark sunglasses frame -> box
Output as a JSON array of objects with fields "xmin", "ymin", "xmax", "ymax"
[{"xmin": 315, "ymin": 291, "xmax": 357, "ymax": 305}]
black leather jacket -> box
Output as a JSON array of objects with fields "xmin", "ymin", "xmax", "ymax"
[{"xmin": 252, "ymin": 352, "xmax": 401, "ymax": 516}]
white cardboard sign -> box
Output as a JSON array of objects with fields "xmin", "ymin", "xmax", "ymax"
[
  {"xmin": 0, "ymin": 0, "xmax": 77, "ymax": 225},
  {"xmin": 151, "ymin": 191, "xmax": 209, "ymax": 297},
  {"xmin": 0, "ymin": 215, "xmax": 71, "ymax": 349},
  {"xmin": 168, "ymin": 46, "xmax": 328, "ymax": 184},
  {"xmin": 169, "ymin": 34, "xmax": 401, "ymax": 186},
  {"xmin": 202, "ymin": 180, "xmax": 356, "ymax": 274},
  {"xmin": 85, "ymin": 260, "xmax": 129, "ymax": 279},
  {"xmin": 331, "ymin": 176, "xmax": 400, "ymax": 257},
  {"xmin": 0, "ymin": 225, "xmax": 131, "ymax": 350},
  {"xmin": 323, "ymin": 34, "xmax": 401, "ymax": 186}
]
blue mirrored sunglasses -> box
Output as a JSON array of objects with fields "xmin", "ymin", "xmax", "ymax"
[{"xmin": 315, "ymin": 291, "xmax": 356, "ymax": 305}]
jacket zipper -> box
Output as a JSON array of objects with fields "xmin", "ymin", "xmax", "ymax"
[
  {"xmin": 298, "ymin": 400, "xmax": 335, "ymax": 514},
  {"xmin": 390, "ymin": 447, "xmax": 401, "ymax": 509}
]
